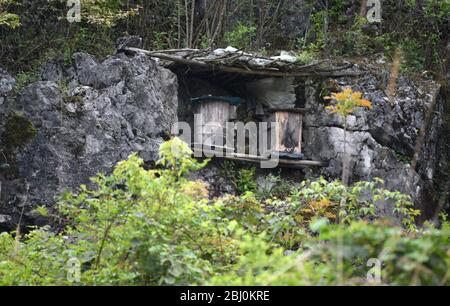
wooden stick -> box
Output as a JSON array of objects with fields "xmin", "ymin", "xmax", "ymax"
[{"xmin": 141, "ymin": 48, "xmax": 201, "ymax": 54}]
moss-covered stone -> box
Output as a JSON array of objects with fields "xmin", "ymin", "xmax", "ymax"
[
  {"xmin": 63, "ymin": 95, "xmax": 83, "ymax": 104},
  {"xmin": 1, "ymin": 113, "xmax": 37, "ymax": 150},
  {"xmin": 71, "ymin": 143, "xmax": 85, "ymax": 158}
]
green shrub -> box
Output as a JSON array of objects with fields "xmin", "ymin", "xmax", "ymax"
[
  {"xmin": 0, "ymin": 138, "xmax": 237, "ymax": 285},
  {"xmin": 255, "ymin": 177, "xmax": 421, "ymax": 250},
  {"xmin": 223, "ymin": 23, "xmax": 256, "ymax": 50},
  {"xmin": 216, "ymin": 192, "xmax": 263, "ymax": 231},
  {"xmin": 308, "ymin": 220, "xmax": 450, "ymax": 286},
  {"xmin": 209, "ymin": 233, "xmax": 328, "ymax": 286},
  {"xmin": 220, "ymin": 161, "xmax": 257, "ymax": 195},
  {"xmin": 296, "ymin": 50, "xmax": 316, "ymax": 64},
  {"xmin": 342, "ymin": 17, "xmax": 372, "ymax": 56},
  {"xmin": 80, "ymin": 0, "xmax": 140, "ymax": 28},
  {"xmin": 0, "ymin": 0, "xmax": 20, "ymax": 29},
  {"xmin": 288, "ymin": 177, "xmax": 420, "ymax": 230},
  {"xmin": 0, "ymin": 139, "xmax": 446, "ymax": 286},
  {"xmin": 210, "ymin": 221, "xmax": 450, "ymax": 286},
  {"xmin": 256, "ymin": 173, "xmax": 293, "ymax": 201},
  {"xmin": 236, "ymin": 168, "xmax": 258, "ymax": 195}
]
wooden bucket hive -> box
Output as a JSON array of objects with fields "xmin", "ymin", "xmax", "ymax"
[
  {"xmin": 192, "ymin": 96, "xmax": 242, "ymax": 148},
  {"xmin": 265, "ymin": 108, "xmax": 306, "ymax": 158}
]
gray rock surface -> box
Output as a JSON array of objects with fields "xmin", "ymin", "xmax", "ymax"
[
  {"xmin": 0, "ymin": 49, "xmax": 447, "ymax": 230},
  {"xmin": 302, "ymin": 60, "xmax": 445, "ymax": 220},
  {"xmin": 245, "ymin": 77, "xmax": 297, "ymax": 109},
  {"xmin": 0, "ymin": 52, "xmax": 178, "ymax": 230},
  {"xmin": 0, "ymin": 68, "xmax": 15, "ymax": 107},
  {"xmin": 116, "ymin": 35, "xmax": 143, "ymax": 52}
]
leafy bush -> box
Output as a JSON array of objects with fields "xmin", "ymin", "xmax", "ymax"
[
  {"xmin": 236, "ymin": 168, "xmax": 258, "ymax": 195},
  {"xmin": 209, "ymin": 233, "xmax": 327, "ymax": 286},
  {"xmin": 0, "ymin": 138, "xmax": 236, "ymax": 285},
  {"xmin": 400, "ymin": 39, "xmax": 426, "ymax": 73},
  {"xmin": 308, "ymin": 220, "xmax": 450, "ymax": 286},
  {"xmin": 291, "ymin": 177, "xmax": 420, "ymax": 230},
  {"xmin": 220, "ymin": 161, "xmax": 257, "ymax": 195},
  {"xmin": 256, "ymin": 173, "xmax": 293, "ymax": 201},
  {"xmin": 342, "ymin": 16, "xmax": 373, "ymax": 56},
  {"xmin": 257, "ymin": 177, "xmax": 421, "ymax": 250},
  {"xmin": 0, "ymin": 138, "xmax": 446, "ymax": 286},
  {"xmin": 79, "ymin": 0, "xmax": 140, "ymax": 27},
  {"xmin": 0, "ymin": 0, "xmax": 19, "ymax": 28},
  {"xmin": 224, "ymin": 23, "xmax": 256, "ymax": 50},
  {"xmin": 216, "ymin": 192, "xmax": 263, "ymax": 232},
  {"xmin": 296, "ymin": 50, "xmax": 316, "ymax": 64},
  {"xmin": 210, "ymin": 221, "xmax": 450, "ymax": 286}
]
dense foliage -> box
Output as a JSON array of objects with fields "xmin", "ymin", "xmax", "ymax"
[
  {"xmin": 0, "ymin": 0, "xmax": 448, "ymax": 76},
  {"xmin": 0, "ymin": 138, "xmax": 448, "ymax": 286},
  {"xmin": 0, "ymin": 0, "xmax": 20, "ymax": 28},
  {"xmin": 0, "ymin": 0, "xmax": 448, "ymax": 288}
]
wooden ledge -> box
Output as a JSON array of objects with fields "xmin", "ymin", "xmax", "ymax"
[
  {"xmin": 266, "ymin": 108, "xmax": 309, "ymax": 114},
  {"xmin": 192, "ymin": 145, "xmax": 327, "ymax": 168}
]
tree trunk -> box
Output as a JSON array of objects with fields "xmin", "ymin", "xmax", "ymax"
[
  {"xmin": 359, "ymin": 0, "xmax": 368, "ymax": 18},
  {"xmin": 342, "ymin": 116, "xmax": 350, "ymax": 186},
  {"xmin": 323, "ymin": 0, "xmax": 329, "ymax": 54}
]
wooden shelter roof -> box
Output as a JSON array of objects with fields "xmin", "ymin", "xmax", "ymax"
[{"xmin": 124, "ymin": 46, "xmax": 362, "ymax": 80}]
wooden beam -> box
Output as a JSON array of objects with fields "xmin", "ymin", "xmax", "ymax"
[
  {"xmin": 194, "ymin": 147, "xmax": 327, "ymax": 167},
  {"xmin": 267, "ymin": 108, "xmax": 309, "ymax": 114},
  {"xmin": 125, "ymin": 47, "xmax": 362, "ymax": 78}
]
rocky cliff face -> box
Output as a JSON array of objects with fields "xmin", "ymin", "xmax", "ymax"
[
  {"xmin": 0, "ymin": 50, "xmax": 447, "ymax": 230},
  {"xmin": 0, "ymin": 52, "xmax": 178, "ymax": 230},
  {"xmin": 302, "ymin": 59, "xmax": 446, "ymax": 220}
]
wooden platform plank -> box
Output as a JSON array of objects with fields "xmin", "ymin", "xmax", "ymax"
[{"xmin": 193, "ymin": 146, "xmax": 327, "ymax": 167}]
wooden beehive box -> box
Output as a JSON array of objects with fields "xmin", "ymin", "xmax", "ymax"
[
  {"xmin": 192, "ymin": 96, "xmax": 242, "ymax": 147},
  {"xmin": 265, "ymin": 108, "xmax": 306, "ymax": 157}
]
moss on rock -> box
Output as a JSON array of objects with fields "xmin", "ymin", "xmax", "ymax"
[{"xmin": 1, "ymin": 113, "xmax": 37, "ymax": 150}]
